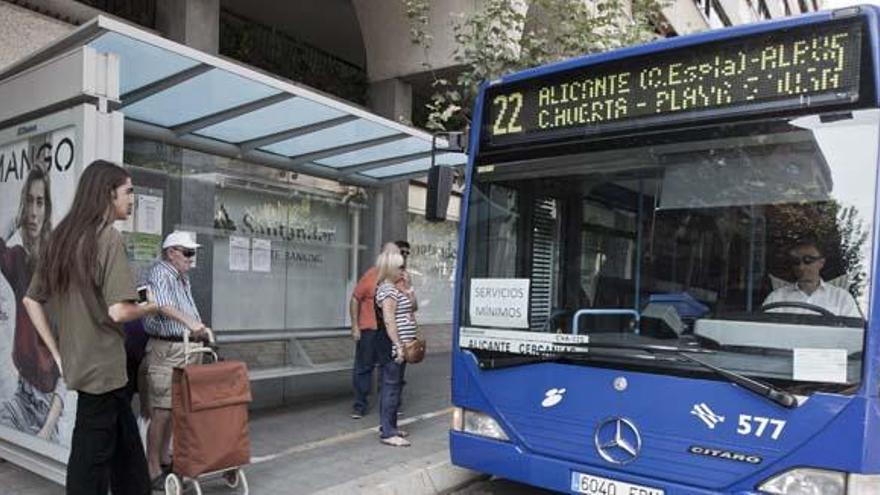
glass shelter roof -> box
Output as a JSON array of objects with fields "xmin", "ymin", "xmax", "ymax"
[{"xmin": 0, "ymin": 16, "xmax": 465, "ymax": 186}]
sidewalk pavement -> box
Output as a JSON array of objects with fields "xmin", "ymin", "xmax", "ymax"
[{"xmin": 0, "ymin": 351, "xmax": 484, "ymax": 494}]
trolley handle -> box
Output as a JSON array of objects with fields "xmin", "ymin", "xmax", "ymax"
[
  {"xmin": 183, "ymin": 327, "xmax": 215, "ymax": 345},
  {"xmin": 183, "ymin": 327, "xmax": 218, "ymax": 363}
]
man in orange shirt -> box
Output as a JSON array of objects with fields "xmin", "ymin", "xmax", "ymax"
[{"xmin": 349, "ymin": 242, "xmax": 399, "ymax": 419}]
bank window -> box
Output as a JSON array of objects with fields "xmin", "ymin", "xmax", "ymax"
[{"xmin": 122, "ymin": 137, "xmax": 366, "ymax": 333}]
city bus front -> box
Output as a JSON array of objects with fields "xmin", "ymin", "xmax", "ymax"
[{"xmin": 450, "ymin": 8, "xmax": 880, "ymax": 495}]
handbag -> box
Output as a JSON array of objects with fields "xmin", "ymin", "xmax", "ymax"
[{"xmin": 402, "ymin": 333, "xmax": 426, "ymax": 364}]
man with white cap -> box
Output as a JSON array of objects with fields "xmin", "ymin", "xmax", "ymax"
[{"xmin": 142, "ymin": 231, "xmax": 210, "ymax": 488}]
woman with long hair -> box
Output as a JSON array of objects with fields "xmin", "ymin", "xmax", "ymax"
[
  {"xmin": 0, "ymin": 167, "xmax": 62, "ymax": 440},
  {"xmin": 23, "ymin": 160, "xmax": 159, "ymax": 494},
  {"xmin": 375, "ymin": 250, "xmax": 416, "ymax": 447}
]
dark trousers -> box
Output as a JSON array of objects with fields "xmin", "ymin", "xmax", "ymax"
[
  {"xmin": 379, "ymin": 360, "xmax": 403, "ymax": 438},
  {"xmin": 352, "ymin": 329, "xmax": 380, "ymax": 414},
  {"xmin": 66, "ymin": 387, "xmax": 150, "ymax": 495}
]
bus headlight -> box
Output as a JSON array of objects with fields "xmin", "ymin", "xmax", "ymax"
[
  {"xmin": 759, "ymin": 468, "xmax": 845, "ymax": 494},
  {"xmin": 451, "ymin": 407, "xmax": 509, "ymax": 441},
  {"xmin": 759, "ymin": 469, "xmax": 880, "ymax": 494}
]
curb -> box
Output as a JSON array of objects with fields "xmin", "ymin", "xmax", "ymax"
[{"xmin": 312, "ymin": 451, "xmax": 487, "ymax": 495}]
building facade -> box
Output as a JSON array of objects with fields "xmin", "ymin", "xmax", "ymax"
[{"xmin": 0, "ymin": 0, "xmax": 806, "ymax": 481}]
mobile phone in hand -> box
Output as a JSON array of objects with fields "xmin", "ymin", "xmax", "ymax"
[{"xmin": 137, "ymin": 285, "xmax": 149, "ymax": 303}]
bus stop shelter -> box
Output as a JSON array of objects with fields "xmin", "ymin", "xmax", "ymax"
[
  {"xmin": 0, "ymin": 15, "xmax": 466, "ymax": 185},
  {"xmin": 0, "ymin": 15, "xmax": 464, "ymax": 484}
]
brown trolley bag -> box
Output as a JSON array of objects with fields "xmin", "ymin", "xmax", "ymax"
[{"xmin": 171, "ymin": 359, "xmax": 252, "ymax": 478}]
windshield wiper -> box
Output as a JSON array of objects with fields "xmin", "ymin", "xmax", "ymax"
[
  {"xmin": 675, "ymin": 352, "xmax": 798, "ymax": 409},
  {"xmin": 564, "ymin": 341, "xmax": 798, "ymax": 409}
]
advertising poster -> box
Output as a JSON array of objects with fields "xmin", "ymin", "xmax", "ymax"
[{"xmin": 0, "ymin": 122, "xmax": 83, "ymax": 451}]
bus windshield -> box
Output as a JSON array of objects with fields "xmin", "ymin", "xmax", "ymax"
[{"xmin": 462, "ymin": 109, "xmax": 878, "ymax": 395}]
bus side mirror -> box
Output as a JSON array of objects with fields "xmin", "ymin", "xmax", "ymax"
[
  {"xmin": 427, "ymin": 131, "xmax": 467, "ymax": 222},
  {"xmin": 426, "ymin": 165, "xmax": 454, "ymax": 222}
]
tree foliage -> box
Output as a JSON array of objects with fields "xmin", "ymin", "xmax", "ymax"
[{"xmin": 404, "ymin": 0, "xmax": 668, "ymax": 131}]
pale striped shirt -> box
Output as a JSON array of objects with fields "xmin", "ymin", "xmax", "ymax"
[
  {"xmin": 143, "ymin": 260, "xmax": 202, "ymax": 338},
  {"xmin": 376, "ymin": 282, "xmax": 417, "ymax": 342}
]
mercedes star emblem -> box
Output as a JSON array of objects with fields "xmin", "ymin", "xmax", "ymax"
[{"xmin": 594, "ymin": 417, "xmax": 642, "ymax": 465}]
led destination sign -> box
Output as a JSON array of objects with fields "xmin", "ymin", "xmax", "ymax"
[{"xmin": 483, "ymin": 20, "xmax": 863, "ymax": 148}]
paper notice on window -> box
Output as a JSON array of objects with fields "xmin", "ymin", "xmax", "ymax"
[
  {"xmin": 229, "ymin": 236, "xmax": 250, "ymax": 272},
  {"xmin": 793, "ymin": 348, "xmax": 848, "ymax": 384},
  {"xmin": 135, "ymin": 195, "xmax": 163, "ymax": 235},
  {"xmin": 252, "ymin": 238, "xmax": 271, "ymax": 273},
  {"xmin": 469, "ymin": 278, "xmax": 530, "ymax": 329}
]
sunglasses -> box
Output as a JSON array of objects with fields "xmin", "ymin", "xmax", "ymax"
[
  {"xmin": 790, "ymin": 255, "xmax": 822, "ymax": 266},
  {"xmin": 400, "ymin": 250, "xmax": 410, "ymax": 257},
  {"xmin": 176, "ymin": 247, "xmax": 196, "ymax": 258}
]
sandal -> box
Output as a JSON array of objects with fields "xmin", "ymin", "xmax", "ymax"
[
  {"xmin": 381, "ymin": 435, "xmax": 411, "ymax": 447},
  {"xmin": 377, "ymin": 429, "xmax": 408, "ymax": 438},
  {"xmin": 150, "ymin": 474, "xmax": 165, "ymax": 492}
]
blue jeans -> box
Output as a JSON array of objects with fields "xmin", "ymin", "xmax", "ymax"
[
  {"xmin": 379, "ymin": 360, "xmax": 403, "ymax": 439},
  {"xmin": 352, "ymin": 329, "xmax": 379, "ymax": 414}
]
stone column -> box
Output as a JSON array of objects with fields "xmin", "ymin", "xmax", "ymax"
[
  {"xmin": 368, "ymin": 78, "xmax": 413, "ymax": 249},
  {"xmin": 155, "ymin": 0, "xmax": 220, "ymax": 54},
  {"xmin": 178, "ymin": 150, "xmax": 216, "ymax": 326}
]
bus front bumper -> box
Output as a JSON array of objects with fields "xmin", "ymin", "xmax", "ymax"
[{"xmin": 449, "ymin": 431, "xmax": 766, "ymax": 495}]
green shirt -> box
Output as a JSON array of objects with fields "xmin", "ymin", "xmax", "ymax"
[{"xmin": 27, "ymin": 227, "xmax": 137, "ymax": 394}]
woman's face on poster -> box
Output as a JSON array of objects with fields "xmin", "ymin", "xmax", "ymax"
[{"xmin": 24, "ymin": 179, "xmax": 47, "ymax": 242}]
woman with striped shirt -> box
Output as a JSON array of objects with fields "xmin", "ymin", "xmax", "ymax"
[{"xmin": 375, "ymin": 250, "xmax": 415, "ymax": 447}]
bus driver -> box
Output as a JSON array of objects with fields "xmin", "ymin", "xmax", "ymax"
[{"xmin": 762, "ymin": 239, "xmax": 861, "ymax": 318}]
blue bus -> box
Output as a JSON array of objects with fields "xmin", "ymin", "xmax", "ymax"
[{"xmin": 449, "ymin": 6, "xmax": 880, "ymax": 494}]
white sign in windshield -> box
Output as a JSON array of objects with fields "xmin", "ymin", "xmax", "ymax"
[
  {"xmin": 793, "ymin": 348, "xmax": 848, "ymax": 384},
  {"xmin": 470, "ymin": 278, "xmax": 530, "ymax": 328},
  {"xmin": 460, "ymin": 327, "xmax": 589, "ymax": 355}
]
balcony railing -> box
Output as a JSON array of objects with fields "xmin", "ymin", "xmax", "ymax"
[{"xmin": 219, "ymin": 9, "xmax": 367, "ymax": 105}]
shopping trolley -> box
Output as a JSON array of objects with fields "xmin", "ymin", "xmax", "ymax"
[{"xmin": 164, "ymin": 330, "xmax": 252, "ymax": 495}]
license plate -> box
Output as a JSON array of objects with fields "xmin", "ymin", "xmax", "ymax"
[{"xmin": 571, "ymin": 472, "xmax": 664, "ymax": 495}]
